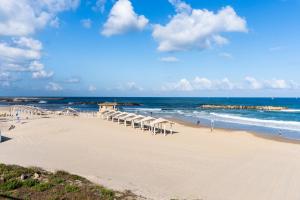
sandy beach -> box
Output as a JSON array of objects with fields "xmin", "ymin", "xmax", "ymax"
[{"xmin": 1, "ymin": 107, "xmax": 300, "ymax": 200}]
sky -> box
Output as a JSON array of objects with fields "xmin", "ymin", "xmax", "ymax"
[{"xmin": 0, "ymin": 0, "xmax": 300, "ymax": 97}]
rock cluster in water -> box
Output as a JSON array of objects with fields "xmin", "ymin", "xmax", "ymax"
[{"xmin": 200, "ymin": 105, "xmax": 287, "ymax": 111}]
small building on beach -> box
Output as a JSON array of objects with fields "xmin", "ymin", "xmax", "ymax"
[{"xmin": 98, "ymin": 102, "xmax": 118, "ymax": 113}]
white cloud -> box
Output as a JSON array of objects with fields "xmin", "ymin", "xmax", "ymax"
[
  {"xmin": 81, "ymin": 19, "xmax": 92, "ymax": 29},
  {"xmin": 46, "ymin": 82, "xmax": 63, "ymax": 91},
  {"xmin": 88, "ymin": 85, "xmax": 97, "ymax": 92},
  {"xmin": 152, "ymin": 1, "xmax": 247, "ymax": 52},
  {"xmin": 13, "ymin": 37, "xmax": 43, "ymax": 51},
  {"xmin": 0, "ymin": 39, "xmax": 53, "ymax": 79},
  {"xmin": 219, "ymin": 52, "xmax": 233, "ymax": 59},
  {"xmin": 101, "ymin": 0, "xmax": 149, "ymax": 36},
  {"xmin": 193, "ymin": 77, "xmax": 213, "ymax": 90},
  {"xmin": 162, "ymin": 78, "xmax": 193, "ymax": 91},
  {"xmin": 126, "ymin": 81, "xmax": 143, "ymax": 91},
  {"xmin": 93, "ymin": 0, "xmax": 106, "ymax": 13},
  {"xmin": 245, "ymin": 76, "xmax": 263, "ymax": 89},
  {"xmin": 163, "ymin": 77, "xmax": 238, "ymax": 91},
  {"xmin": 160, "ymin": 56, "xmax": 179, "ymax": 62},
  {"xmin": 0, "ymin": 0, "xmax": 80, "ymax": 36},
  {"xmin": 269, "ymin": 46, "xmax": 284, "ymax": 52},
  {"xmin": 116, "ymin": 81, "xmax": 143, "ymax": 91},
  {"xmin": 50, "ymin": 17, "xmax": 60, "ymax": 28},
  {"xmin": 265, "ymin": 79, "xmax": 291, "ymax": 89},
  {"xmin": 0, "ymin": 41, "xmax": 41, "ymax": 62},
  {"xmin": 29, "ymin": 61, "xmax": 54, "ymax": 79},
  {"xmin": 244, "ymin": 77, "xmax": 298, "ymax": 90},
  {"xmin": 169, "ymin": 0, "xmax": 192, "ymax": 13},
  {"xmin": 0, "ymin": 72, "xmax": 13, "ymax": 87},
  {"xmin": 0, "ymin": 0, "xmax": 80, "ymax": 87},
  {"xmin": 65, "ymin": 77, "xmax": 80, "ymax": 83},
  {"xmin": 32, "ymin": 70, "xmax": 54, "ymax": 79}
]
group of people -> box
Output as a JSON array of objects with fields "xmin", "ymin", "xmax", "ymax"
[{"xmin": 196, "ymin": 118, "xmax": 215, "ymax": 132}]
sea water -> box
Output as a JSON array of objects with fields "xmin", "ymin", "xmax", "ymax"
[{"xmin": 2, "ymin": 97, "xmax": 300, "ymax": 140}]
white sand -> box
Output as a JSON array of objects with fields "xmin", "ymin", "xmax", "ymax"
[{"xmin": 1, "ymin": 112, "xmax": 300, "ymax": 199}]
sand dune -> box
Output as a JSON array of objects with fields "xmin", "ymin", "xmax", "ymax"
[{"xmin": 1, "ymin": 113, "xmax": 300, "ymax": 199}]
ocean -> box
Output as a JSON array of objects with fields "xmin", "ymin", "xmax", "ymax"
[{"xmin": 1, "ymin": 97, "xmax": 300, "ymax": 140}]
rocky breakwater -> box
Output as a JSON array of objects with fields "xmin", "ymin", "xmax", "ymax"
[{"xmin": 200, "ymin": 105, "xmax": 287, "ymax": 111}]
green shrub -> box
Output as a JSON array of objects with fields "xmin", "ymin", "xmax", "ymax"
[
  {"xmin": 50, "ymin": 177, "xmax": 65, "ymax": 185},
  {"xmin": 34, "ymin": 182, "xmax": 53, "ymax": 192},
  {"xmin": 23, "ymin": 179, "xmax": 39, "ymax": 187},
  {"xmin": 100, "ymin": 187, "xmax": 115, "ymax": 200},
  {"xmin": 65, "ymin": 185, "xmax": 80, "ymax": 193},
  {"xmin": 0, "ymin": 179, "xmax": 23, "ymax": 191}
]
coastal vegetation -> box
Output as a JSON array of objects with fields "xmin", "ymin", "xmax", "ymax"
[{"xmin": 0, "ymin": 163, "xmax": 142, "ymax": 200}]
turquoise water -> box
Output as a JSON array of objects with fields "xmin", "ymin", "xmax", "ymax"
[{"xmin": 2, "ymin": 97, "xmax": 300, "ymax": 140}]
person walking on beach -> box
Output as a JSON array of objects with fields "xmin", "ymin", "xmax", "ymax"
[
  {"xmin": 210, "ymin": 119, "xmax": 214, "ymax": 132},
  {"xmin": 16, "ymin": 111, "xmax": 20, "ymax": 123},
  {"xmin": 197, "ymin": 120, "xmax": 200, "ymax": 126}
]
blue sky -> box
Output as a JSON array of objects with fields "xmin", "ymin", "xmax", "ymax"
[{"xmin": 0, "ymin": 0, "xmax": 300, "ymax": 97}]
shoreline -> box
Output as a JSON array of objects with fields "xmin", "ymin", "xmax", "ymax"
[
  {"xmin": 170, "ymin": 117, "xmax": 300, "ymax": 145},
  {"xmin": 2, "ymin": 105, "xmax": 300, "ymax": 145},
  {"xmin": 2, "ymin": 107, "xmax": 300, "ymax": 199}
]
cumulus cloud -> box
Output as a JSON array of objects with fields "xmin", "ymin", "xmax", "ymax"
[
  {"xmin": 152, "ymin": 1, "xmax": 247, "ymax": 52},
  {"xmin": 162, "ymin": 78, "xmax": 193, "ymax": 91},
  {"xmin": 169, "ymin": 0, "xmax": 192, "ymax": 13},
  {"xmin": 160, "ymin": 56, "xmax": 179, "ymax": 62},
  {"xmin": 219, "ymin": 52, "xmax": 233, "ymax": 59},
  {"xmin": 0, "ymin": 41, "xmax": 41, "ymax": 62},
  {"xmin": 32, "ymin": 70, "xmax": 54, "ymax": 79},
  {"xmin": 65, "ymin": 77, "xmax": 80, "ymax": 83},
  {"xmin": 101, "ymin": 0, "xmax": 149, "ymax": 36},
  {"xmin": 0, "ymin": 0, "xmax": 80, "ymax": 36},
  {"xmin": 81, "ymin": 19, "xmax": 92, "ymax": 29},
  {"xmin": 93, "ymin": 0, "xmax": 106, "ymax": 13},
  {"xmin": 46, "ymin": 82, "xmax": 63, "ymax": 91},
  {"xmin": 0, "ymin": 72, "xmax": 14, "ymax": 87},
  {"xmin": 193, "ymin": 77, "xmax": 213, "ymax": 90},
  {"xmin": 245, "ymin": 76, "xmax": 263, "ymax": 89},
  {"xmin": 13, "ymin": 37, "xmax": 43, "ymax": 51},
  {"xmin": 0, "ymin": 38, "xmax": 53, "ymax": 79},
  {"xmin": 116, "ymin": 81, "xmax": 143, "ymax": 91},
  {"xmin": 162, "ymin": 76, "xmax": 300, "ymax": 92},
  {"xmin": 269, "ymin": 46, "xmax": 284, "ymax": 52},
  {"xmin": 244, "ymin": 77, "xmax": 299, "ymax": 90},
  {"xmin": 0, "ymin": 0, "xmax": 80, "ymax": 88},
  {"xmin": 88, "ymin": 85, "xmax": 97, "ymax": 92},
  {"xmin": 50, "ymin": 17, "xmax": 60, "ymax": 28}
]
